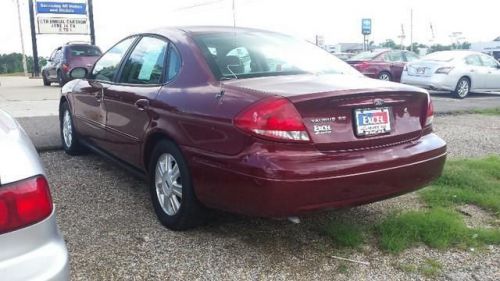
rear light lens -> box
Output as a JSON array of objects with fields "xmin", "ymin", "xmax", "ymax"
[
  {"xmin": 435, "ymin": 67, "xmax": 454, "ymax": 74},
  {"xmin": 234, "ymin": 97, "xmax": 310, "ymax": 142},
  {"xmin": 0, "ymin": 176, "xmax": 53, "ymax": 235},
  {"xmin": 354, "ymin": 62, "xmax": 370, "ymax": 71},
  {"xmin": 62, "ymin": 63, "xmax": 70, "ymax": 73},
  {"xmin": 425, "ymin": 96, "xmax": 434, "ymax": 126}
]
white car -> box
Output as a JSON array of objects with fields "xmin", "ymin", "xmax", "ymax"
[
  {"xmin": 0, "ymin": 110, "xmax": 69, "ymax": 280},
  {"xmin": 401, "ymin": 51, "xmax": 500, "ymax": 98}
]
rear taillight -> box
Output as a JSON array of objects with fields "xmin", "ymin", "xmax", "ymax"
[
  {"xmin": 234, "ymin": 97, "xmax": 310, "ymax": 142},
  {"xmin": 425, "ymin": 97, "xmax": 434, "ymax": 126},
  {"xmin": 62, "ymin": 63, "xmax": 70, "ymax": 73},
  {"xmin": 0, "ymin": 176, "xmax": 53, "ymax": 235},
  {"xmin": 435, "ymin": 67, "xmax": 454, "ymax": 74},
  {"xmin": 354, "ymin": 62, "xmax": 370, "ymax": 71}
]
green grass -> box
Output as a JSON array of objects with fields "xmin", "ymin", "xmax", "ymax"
[
  {"xmin": 471, "ymin": 107, "xmax": 500, "ymax": 116},
  {"xmin": 322, "ymin": 219, "xmax": 364, "ymax": 248},
  {"xmin": 376, "ymin": 208, "xmax": 500, "ymax": 253},
  {"xmin": 322, "ymin": 156, "xmax": 500, "ymax": 253},
  {"xmin": 420, "ymin": 258, "xmax": 443, "ymax": 278},
  {"xmin": 420, "ymin": 156, "xmax": 500, "ymax": 215}
]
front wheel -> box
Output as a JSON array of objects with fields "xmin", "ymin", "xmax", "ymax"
[
  {"xmin": 42, "ymin": 72, "xmax": 51, "ymax": 86},
  {"xmin": 453, "ymin": 77, "xmax": 470, "ymax": 99},
  {"xmin": 148, "ymin": 140, "xmax": 205, "ymax": 230}
]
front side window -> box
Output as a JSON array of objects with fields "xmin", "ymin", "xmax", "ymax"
[
  {"xmin": 119, "ymin": 37, "xmax": 167, "ymax": 85},
  {"xmin": 91, "ymin": 37, "xmax": 136, "ymax": 82},
  {"xmin": 384, "ymin": 51, "xmax": 403, "ymax": 62},
  {"xmin": 194, "ymin": 32, "xmax": 360, "ymax": 79},
  {"xmin": 480, "ymin": 54, "xmax": 499, "ymax": 68}
]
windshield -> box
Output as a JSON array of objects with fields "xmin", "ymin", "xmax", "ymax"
[
  {"xmin": 68, "ymin": 45, "xmax": 102, "ymax": 57},
  {"xmin": 193, "ymin": 32, "xmax": 360, "ymax": 79},
  {"xmin": 349, "ymin": 50, "xmax": 385, "ymax": 61}
]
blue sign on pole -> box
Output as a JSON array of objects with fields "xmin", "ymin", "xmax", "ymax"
[
  {"xmin": 362, "ymin": 18, "xmax": 372, "ymax": 35},
  {"xmin": 36, "ymin": 1, "xmax": 87, "ymax": 15}
]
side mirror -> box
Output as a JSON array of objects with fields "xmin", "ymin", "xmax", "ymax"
[{"xmin": 69, "ymin": 67, "xmax": 88, "ymax": 79}]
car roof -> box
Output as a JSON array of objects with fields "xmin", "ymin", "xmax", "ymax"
[{"xmin": 146, "ymin": 25, "xmax": 283, "ymax": 39}]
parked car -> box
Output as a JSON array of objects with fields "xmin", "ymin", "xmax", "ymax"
[
  {"xmin": 401, "ymin": 51, "xmax": 500, "ymax": 98},
  {"xmin": 0, "ymin": 110, "xmax": 69, "ymax": 280},
  {"xmin": 347, "ymin": 49, "xmax": 420, "ymax": 82},
  {"xmin": 42, "ymin": 42, "xmax": 102, "ymax": 86},
  {"xmin": 331, "ymin": 52, "xmax": 355, "ymax": 61},
  {"xmin": 60, "ymin": 26, "xmax": 446, "ymax": 230}
]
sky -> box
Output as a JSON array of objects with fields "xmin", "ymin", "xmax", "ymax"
[{"xmin": 1, "ymin": 0, "xmax": 499, "ymax": 57}]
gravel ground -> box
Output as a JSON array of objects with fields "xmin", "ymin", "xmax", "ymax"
[{"xmin": 41, "ymin": 114, "xmax": 500, "ymax": 280}]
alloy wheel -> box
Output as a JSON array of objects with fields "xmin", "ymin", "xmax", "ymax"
[
  {"xmin": 457, "ymin": 79, "xmax": 469, "ymax": 98},
  {"xmin": 378, "ymin": 73, "xmax": 391, "ymax": 81},
  {"xmin": 155, "ymin": 153, "xmax": 183, "ymax": 216},
  {"xmin": 62, "ymin": 110, "xmax": 73, "ymax": 148}
]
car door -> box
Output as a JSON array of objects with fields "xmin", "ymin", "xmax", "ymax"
[
  {"xmin": 386, "ymin": 51, "xmax": 405, "ymax": 81},
  {"xmin": 101, "ymin": 36, "xmax": 169, "ymax": 167},
  {"xmin": 71, "ymin": 37, "xmax": 137, "ymax": 148},
  {"xmin": 47, "ymin": 48, "xmax": 61, "ymax": 79},
  {"xmin": 464, "ymin": 55, "xmax": 486, "ymax": 90},
  {"xmin": 479, "ymin": 54, "xmax": 500, "ymax": 90}
]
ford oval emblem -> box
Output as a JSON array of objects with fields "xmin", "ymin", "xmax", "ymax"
[{"xmin": 374, "ymin": 99, "xmax": 385, "ymax": 106}]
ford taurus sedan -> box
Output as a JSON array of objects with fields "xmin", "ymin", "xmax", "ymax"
[
  {"xmin": 401, "ymin": 51, "xmax": 500, "ymax": 98},
  {"xmin": 0, "ymin": 110, "xmax": 69, "ymax": 280},
  {"xmin": 60, "ymin": 26, "xmax": 447, "ymax": 230},
  {"xmin": 347, "ymin": 49, "xmax": 419, "ymax": 82}
]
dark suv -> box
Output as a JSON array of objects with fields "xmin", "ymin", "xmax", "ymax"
[{"xmin": 42, "ymin": 42, "xmax": 102, "ymax": 86}]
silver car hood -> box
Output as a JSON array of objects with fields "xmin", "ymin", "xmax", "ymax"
[{"xmin": 0, "ymin": 110, "xmax": 44, "ymax": 185}]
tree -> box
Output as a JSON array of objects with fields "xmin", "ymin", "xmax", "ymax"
[
  {"xmin": 380, "ymin": 39, "xmax": 397, "ymax": 49},
  {"xmin": 0, "ymin": 53, "xmax": 46, "ymax": 74}
]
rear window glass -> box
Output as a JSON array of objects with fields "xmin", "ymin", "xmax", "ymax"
[
  {"xmin": 349, "ymin": 51, "xmax": 386, "ymax": 61},
  {"xmin": 422, "ymin": 52, "xmax": 459, "ymax": 62},
  {"xmin": 68, "ymin": 45, "xmax": 102, "ymax": 57}
]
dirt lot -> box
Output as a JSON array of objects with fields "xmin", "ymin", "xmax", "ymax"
[{"xmin": 42, "ymin": 114, "xmax": 500, "ymax": 280}]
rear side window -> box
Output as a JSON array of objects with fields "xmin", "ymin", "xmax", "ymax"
[
  {"xmin": 465, "ymin": 55, "xmax": 482, "ymax": 66},
  {"xmin": 119, "ymin": 37, "xmax": 167, "ymax": 85},
  {"xmin": 480, "ymin": 55, "xmax": 498, "ymax": 68},
  {"xmin": 405, "ymin": 52, "xmax": 419, "ymax": 62},
  {"xmin": 68, "ymin": 45, "xmax": 101, "ymax": 57},
  {"xmin": 91, "ymin": 37, "xmax": 136, "ymax": 82}
]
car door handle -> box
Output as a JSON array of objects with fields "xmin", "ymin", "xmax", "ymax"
[
  {"xmin": 135, "ymin": 99, "xmax": 150, "ymax": 111},
  {"xmin": 470, "ymin": 69, "xmax": 475, "ymax": 73}
]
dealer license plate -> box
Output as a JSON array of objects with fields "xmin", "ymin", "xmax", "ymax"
[{"xmin": 354, "ymin": 107, "xmax": 391, "ymax": 136}]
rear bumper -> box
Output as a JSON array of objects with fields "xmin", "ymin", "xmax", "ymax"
[
  {"xmin": 0, "ymin": 210, "xmax": 69, "ymax": 281},
  {"xmin": 185, "ymin": 133, "xmax": 447, "ymax": 217},
  {"xmin": 401, "ymin": 73, "xmax": 456, "ymax": 91}
]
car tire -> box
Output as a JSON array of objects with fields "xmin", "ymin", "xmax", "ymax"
[
  {"xmin": 42, "ymin": 72, "xmax": 51, "ymax": 86},
  {"xmin": 452, "ymin": 77, "xmax": 470, "ymax": 99},
  {"xmin": 60, "ymin": 102, "xmax": 85, "ymax": 155},
  {"xmin": 378, "ymin": 71, "xmax": 392, "ymax": 81},
  {"xmin": 57, "ymin": 70, "xmax": 66, "ymax": 87},
  {"xmin": 148, "ymin": 140, "xmax": 205, "ymax": 230}
]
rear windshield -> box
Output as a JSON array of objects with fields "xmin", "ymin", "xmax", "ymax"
[
  {"xmin": 422, "ymin": 52, "xmax": 458, "ymax": 62},
  {"xmin": 193, "ymin": 32, "xmax": 360, "ymax": 80},
  {"xmin": 68, "ymin": 45, "xmax": 102, "ymax": 57},
  {"xmin": 349, "ymin": 50, "xmax": 385, "ymax": 61}
]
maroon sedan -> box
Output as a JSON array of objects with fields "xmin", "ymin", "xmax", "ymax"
[
  {"xmin": 347, "ymin": 50, "xmax": 419, "ymax": 82},
  {"xmin": 60, "ymin": 27, "xmax": 446, "ymax": 230}
]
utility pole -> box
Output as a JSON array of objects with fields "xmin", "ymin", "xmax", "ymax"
[
  {"xmin": 88, "ymin": 0, "xmax": 96, "ymax": 45},
  {"xmin": 398, "ymin": 24, "xmax": 406, "ymax": 50},
  {"xmin": 15, "ymin": 0, "xmax": 28, "ymax": 76},
  {"xmin": 410, "ymin": 9, "xmax": 413, "ymax": 52},
  {"xmin": 28, "ymin": 0, "xmax": 39, "ymax": 77}
]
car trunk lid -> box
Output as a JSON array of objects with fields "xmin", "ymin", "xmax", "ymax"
[{"xmin": 224, "ymin": 74, "xmax": 429, "ymax": 151}]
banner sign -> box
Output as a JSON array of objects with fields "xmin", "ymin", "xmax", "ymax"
[
  {"xmin": 36, "ymin": 1, "xmax": 87, "ymax": 15},
  {"xmin": 37, "ymin": 17, "xmax": 89, "ymax": 34}
]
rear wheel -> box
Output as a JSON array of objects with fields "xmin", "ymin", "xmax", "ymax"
[
  {"xmin": 57, "ymin": 70, "xmax": 66, "ymax": 87},
  {"xmin": 42, "ymin": 72, "xmax": 51, "ymax": 86},
  {"xmin": 378, "ymin": 71, "xmax": 392, "ymax": 81},
  {"xmin": 148, "ymin": 140, "xmax": 205, "ymax": 230},
  {"xmin": 60, "ymin": 102, "xmax": 85, "ymax": 155},
  {"xmin": 453, "ymin": 77, "xmax": 470, "ymax": 99}
]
